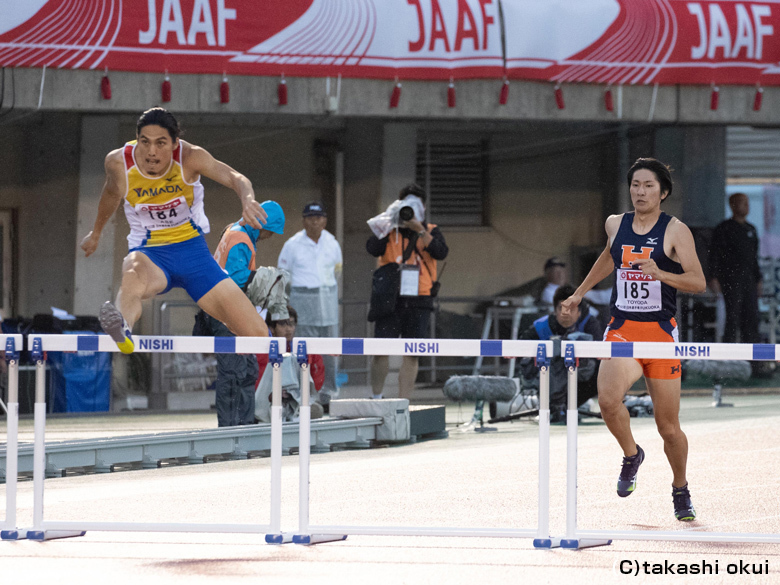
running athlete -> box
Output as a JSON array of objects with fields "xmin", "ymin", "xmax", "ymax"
[
  {"xmin": 561, "ymin": 158, "xmax": 706, "ymax": 521},
  {"xmin": 80, "ymin": 107, "xmax": 271, "ymax": 353}
]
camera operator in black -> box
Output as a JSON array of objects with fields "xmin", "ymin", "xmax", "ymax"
[{"xmin": 366, "ymin": 183, "xmax": 449, "ymax": 400}]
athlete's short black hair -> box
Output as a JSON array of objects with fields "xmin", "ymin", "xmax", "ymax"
[
  {"xmin": 136, "ymin": 107, "xmax": 181, "ymax": 141},
  {"xmin": 627, "ymin": 158, "xmax": 673, "ymax": 200},
  {"xmin": 399, "ymin": 183, "xmax": 426, "ymax": 200}
]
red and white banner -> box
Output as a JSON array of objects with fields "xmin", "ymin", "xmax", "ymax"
[{"xmin": 1, "ymin": 0, "xmax": 779, "ymax": 85}]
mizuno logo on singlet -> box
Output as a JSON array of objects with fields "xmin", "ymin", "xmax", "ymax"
[
  {"xmin": 133, "ymin": 185, "xmax": 183, "ymax": 199},
  {"xmin": 620, "ymin": 245, "xmax": 654, "ymax": 269},
  {"xmin": 646, "ymin": 237, "xmax": 658, "ymax": 244}
]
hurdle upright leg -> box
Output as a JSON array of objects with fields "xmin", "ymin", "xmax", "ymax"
[
  {"xmin": 293, "ymin": 342, "xmax": 346, "ymax": 546},
  {"xmin": 264, "ymin": 358, "xmax": 288, "ymax": 543},
  {"xmin": 27, "ymin": 340, "xmax": 86, "ymax": 541},
  {"xmin": 560, "ymin": 343, "xmax": 611, "ymax": 550},
  {"xmin": 533, "ymin": 346, "xmax": 560, "ymax": 548},
  {"xmin": 1, "ymin": 338, "xmax": 26, "ymax": 541}
]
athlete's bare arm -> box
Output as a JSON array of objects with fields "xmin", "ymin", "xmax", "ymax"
[
  {"xmin": 561, "ymin": 214, "xmax": 623, "ymax": 312},
  {"xmin": 80, "ymin": 150, "xmax": 126, "ymax": 257},
  {"xmin": 182, "ymin": 142, "xmax": 268, "ymax": 231},
  {"xmin": 632, "ymin": 218, "xmax": 706, "ymax": 294}
]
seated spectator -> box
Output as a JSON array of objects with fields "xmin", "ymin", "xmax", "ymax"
[
  {"xmin": 255, "ymin": 306, "xmax": 325, "ymax": 422},
  {"xmin": 518, "ymin": 284, "xmax": 604, "ymax": 422}
]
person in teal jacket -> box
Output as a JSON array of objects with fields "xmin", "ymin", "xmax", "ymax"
[{"xmin": 196, "ymin": 200, "xmax": 285, "ymax": 427}]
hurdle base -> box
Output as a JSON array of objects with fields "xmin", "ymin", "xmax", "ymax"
[
  {"xmin": 27, "ymin": 530, "xmax": 87, "ymax": 541},
  {"xmin": 560, "ymin": 538, "xmax": 612, "ymax": 549},
  {"xmin": 292, "ymin": 533, "xmax": 348, "ymax": 545},
  {"xmin": 533, "ymin": 537, "xmax": 562, "ymax": 549},
  {"xmin": 265, "ymin": 532, "xmax": 296, "ymax": 545},
  {"xmin": 1, "ymin": 529, "xmax": 29, "ymax": 540}
]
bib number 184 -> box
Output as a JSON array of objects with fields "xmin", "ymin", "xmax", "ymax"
[{"xmin": 148, "ymin": 207, "xmax": 177, "ymax": 221}]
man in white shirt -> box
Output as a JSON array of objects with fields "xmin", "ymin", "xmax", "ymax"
[{"xmin": 277, "ymin": 202, "xmax": 343, "ymax": 407}]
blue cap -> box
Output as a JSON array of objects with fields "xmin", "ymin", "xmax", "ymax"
[{"xmin": 260, "ymin": 200, "xmax": 285, "ymax": 234}]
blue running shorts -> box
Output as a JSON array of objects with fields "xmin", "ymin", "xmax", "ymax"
[{"xmin": 132, "ymin": 236, "xmax": 228, "ymax": 302}]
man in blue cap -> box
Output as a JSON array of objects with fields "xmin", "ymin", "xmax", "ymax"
[{"xmin": 200, "ymin": 200, "xmax": 285, "ymax": 426}]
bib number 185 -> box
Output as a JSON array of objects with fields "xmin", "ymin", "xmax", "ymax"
[{"xmin": 623, "ymin": 281, "xmax": 649, "ymax": 299}]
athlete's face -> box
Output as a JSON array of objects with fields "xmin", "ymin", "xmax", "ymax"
[
  {"xmin": 136, "ymin": 124, "xmax": 177, "ymax": 176},
  {"xmin": 630, "ymin": 169, "xmax": 667, "ymax": 212}
]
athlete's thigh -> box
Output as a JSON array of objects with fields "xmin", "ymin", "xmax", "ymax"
[
  {"xmin": 597, "ymin": 357, "xmax": 644, "ymax": 404},
  {"xmin": 123, "ymin": 251, "xmax": 169, "ymax": 299},
  {"xmin": 645, "ymin": 376, "xmax": 682, "ymax": 428},
  {"xmin": 197, "ymin": 279, "xmax": 268, "ymax": 337}
]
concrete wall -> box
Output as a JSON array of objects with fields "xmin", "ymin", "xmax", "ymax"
[
  {"xmin": 654, "ymin": 126, "xmax": 728, "ymax": 228},
  {"xmin": 341, "ymin": 119, "xmax": 386, "ymax": 340},
  {"xmin": 0, "ymin": 112, "xmax": 81, "ymax": 317}
]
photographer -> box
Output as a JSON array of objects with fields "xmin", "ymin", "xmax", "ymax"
[{"xmin": 366, "ymin": 183, "xmax": 448, "ymax": 400}]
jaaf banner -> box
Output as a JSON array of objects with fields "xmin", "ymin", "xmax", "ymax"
[{"xmin": 1, "ymin": 0, "xmax": 780, "ymax": 85}]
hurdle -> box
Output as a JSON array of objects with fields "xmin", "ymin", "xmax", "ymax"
[
  {"xmin": 0, "ymin": 335, "xmax": 24, "ymax": 540},
  {"xmin": 290, "ymin": 337, "xmax": 559, "ymax": 546},
  {"xmin": 560, "ymin": 340, "xmax": 780, "ymax": 548},
  {"xmin": 3, "ymin": 333, "xmax": 289, "ymax": 542}
]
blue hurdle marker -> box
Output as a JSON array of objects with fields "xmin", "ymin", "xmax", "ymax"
[
  {"xmin": 0, "ymin": 335, "xmax": 24, "ymax": 541},
  {"xmin": 289, "ymin": 338, "xmax": 561, "ymax": 547},
  {"xmin": 11, "ymin": 334, "xmax": 289, "ymax": 542},
  {"xmin": 560, "ymin": 340, "xmax": 780, "ymax": 549}
]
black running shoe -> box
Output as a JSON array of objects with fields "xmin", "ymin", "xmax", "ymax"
[
  {"xmin": 99, "ymin": 301, "xmax": 134, "ymax": 354},
  {"xmin": 616, "ymin": 445, "xmax": 645, "ymax": 497},
  {"xmin": 672, "ymin": 484, "xmax": 696, "ymax": 521}
]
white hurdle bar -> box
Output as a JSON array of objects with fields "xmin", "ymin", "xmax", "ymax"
[
  {"xmin": 0, "ymin": 335, "xmax": 24, "ymax": 540},
  {"xmin": 289, "ymin": 337, "xmax": 559, "ymax": 546},
  {"xmin": 561, "ymin": 340, "xmax": 780, "ymax": 548},
  {"xmin": 8, "ymin": 334, "xmax": 288, "ymax": 542}
]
